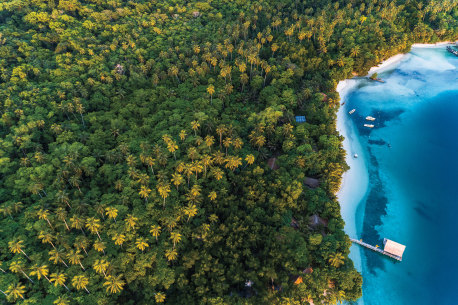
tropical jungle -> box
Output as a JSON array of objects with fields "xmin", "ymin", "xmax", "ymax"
[{"xmin": 0, "ymin": 0, "xmax": 456, "ymax": 304}]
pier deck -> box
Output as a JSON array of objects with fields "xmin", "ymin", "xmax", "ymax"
[{"xmin": 350, "ymin": 238, "xmax": 402, "ymax": 261}]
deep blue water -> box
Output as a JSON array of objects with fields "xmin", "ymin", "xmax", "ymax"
[{"xmin": 344, "ymin": 47, "xmax": 458, "ymax": 304}]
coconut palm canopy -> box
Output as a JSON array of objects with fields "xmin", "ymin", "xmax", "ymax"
[{"xmin": 0, "ymin": 0, "xmax": 455, "ymax": 304}]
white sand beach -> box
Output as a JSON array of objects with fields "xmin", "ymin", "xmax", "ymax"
[
  {"xmin": 336, "ymin": 79, "xmax": 368, "ymax": 273},
  {"xmin": 411, "ymin": 41, "xmax": 455, "ymax": 48}
]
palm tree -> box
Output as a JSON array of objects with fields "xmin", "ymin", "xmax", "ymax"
[
  {"xmin": 9, "ymin": 260, "xmax": 34, "ymax": 283},
  {"xmin": 138, "ymin": 185, "xmax": 151, "ymax": 202},
  {"xmin": 225, "ymin": 156, "xmax": 242, "ymax": 171},
  {"xmin": 0, "ymin": 204, "xmax": 13, "ymax": 219},
  {"xmin": 169, "ymin": 65, "xmax": 179, "ymax": 82},
  {"xmin": 94, "ymin": 202, "xmax": 106, "ymax": 219},
  {"xmin": 204, "ymin": 135, "xmax": 215, "ymax": 150},
  {"xmin": 165, "ymin": 248, "xmax": 178, "ymax": 261},
  {"xmin": 233, "ymin": 137, "xmax": 243, "ymax": 150},
  {"xmin": 50, "ymin": 272, "xmax": 70, "ymax": 291},
  {"xmin": 167, "ymin": 141, "xmax": 178, "ymax": 160},
  {"xmin": 12, "ymin": 201, "xmax": 23, "ymax": 214},
  {"xmin": 201, "ymin": 155, "xmax": 213, "ymax": 176},
  {"xmin": 135, "ymin": 237, "xmax": 149, "ymax": 252},
  {"xmin": 105, "ymin": 207, "xmax": 118, "ymax": 222},
  {"xmin": 245, "ymin": 154, "xmax": 255, "ymax": 165},
  {"xmin": 30, "ymin": 264, "xmax": 51, "ymax": 283},
  {"xmin": 145, "ymin": 156, "xmax": 156, "ymax": 174},
  {"xmin": 85, "ymin": 217, "xmax": 102, "ymax": 240},
  {"xmin": 350, "ymin": 45, "xmax": 360, "ymax": 58},
  {"xmin": 49, "ymin": 249, "xmax": 69, "ymax": 267},
  {"xmin": 93, "ymin": 259, "xmax": 109, "ymax": 277},
  {"xmin": 8, "ymin": 239, "xmax": 31, "ymax": 260},
  {"xmin": 208, "ymin": 191, "xmax": 217, "ymax": 201},
  {"xmin": 56, "ymin": 190, "xmax": 71, "ymax": 208},
  {"xmin": 157, "ymin": 183, "xmax": 171, "ymax": 208},
  {"xmin": 215, "ymin": 125, "xmax": 226, "ymax": 147},
  {"xmin": 183, "ymin": 163, "xmax": 193, "ymax": 186},
  {"xmin": 171, "ymin": 173, "xmax": 184, "ymax": 190},
  {"xmin": 94, "ymin": 240, "xmax": 106, "ymax": 255},
  {"xmin": 150, "ymin": 225, "xmax": 161, "ymax": 241},
  {"xmin": 211, "ymin": 168, "xmax": 223, "ymax": 181},
  {"xmin": 67, "ymin": 249, "xmax": 85, "ymax": 270},
  {"xmin": 103, "ymin": 275, "xmax": 125, "ymax": 294},
  {"xmin": 222, "ymin": 137, "xmax": 232, "ymax": 155},
  {"xmin": 69, "ymin": 176, "xmax": 82, "ymax": 193},
  {"xmin": 37, "ymin": 209, "xmax": 53, "ymax": 229},
  {"xmin": 74, "ymin": 236, "xmax": 89, "ymax": 255},
  {"xmin": 184, "ymin": 204, "xmax": 198, "ymax": 222},
  {"xmin": 55, "ymin": 207, "xmax": 70, "ymax": 230},
  {"xmin": 72, "ymin": 275, "xmax": 90, "ymax": 294},
  {"xmin": 54, "ymin": 295, "xmax": 71, "ymax": 305},
  {"xmin": 207, "ymin": 85, "xmax": 215, "ymax": 103},
  {"xmin": 125, "ymin": 214, "xmax": 138, "ymax": 231},
  {"xmin": 170, "ymin": 232, "xmax": 182, "ymax": 248},
  {"xmin": 6, "ymin": 283, "xmax": 26, "ymax": 301},
  {"xmin": 328, "ymin": 253, "xmax": 345, "ymax": 268},
  {"xmin": 155, "ymin": 292, "xmax": 166, "ymax": 303},
  {"xmin": 112, "ymin": 233, "xmax": 126, "ymax": 247},
  {"xmin": 337, "ymin": 57, "xmax": 344, "ymax": 67},
  {"xmin": 70, "ymin": 215, "xmax": 85, "ymax": 235},
  {"xmin": 190, "ymin": 120, "xmax": 200, "ymax": 136},
  {"xmin": 38, "ymin": 231, "xmax": 56, "ymax": 249}
]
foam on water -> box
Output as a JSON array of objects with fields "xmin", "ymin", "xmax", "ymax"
[
  {"xmin": 342, "ymin": 47, "xmax": 458, "ymax": 305},
  {"xmin": 403, "ymin": 48, "xmax": 456, "ymax": 72}
]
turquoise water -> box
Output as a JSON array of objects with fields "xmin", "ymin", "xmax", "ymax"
[{"xmin": 344, "ymin": 47, "xmax": 458, "ymax": 304}]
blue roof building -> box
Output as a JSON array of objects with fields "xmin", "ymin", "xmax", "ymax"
[{"xmin": 295, "ymin": 116, "xmax": 306, "ymax": 123}]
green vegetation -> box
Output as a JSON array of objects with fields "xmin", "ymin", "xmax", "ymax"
[
  {"xmin": 0, "ymin": 0, "xmax": 456, "ymax": 304},
  {"xmin": 369, "ymin": 72, "xmax": 378, "ymax": 80}
]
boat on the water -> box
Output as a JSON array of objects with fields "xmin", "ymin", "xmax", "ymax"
[
  {"xmin": 349, "ymin": 109, "xmax": 356, "ymax": 114},
  {"xmin": 364, "ymin": 124, "xmax": 374, "ymax": 128},
  {"xmin": 354, "ymin": 154, "xmax": 358, "ymax": 158},
  {"xmin": 446, "ymin": 46, "xmax": 458, "ymax": 57},
  {"xmin": 366, "ymin": 116, "xmax": 376, "ymax": 121}
]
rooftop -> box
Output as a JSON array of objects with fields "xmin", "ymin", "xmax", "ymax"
[
  {"xmin": 384, "ymin": 239, "xmax": 406, "ymax": 258},
  {"xmin": 295, "ymin": 116, "xmax": 306, "ymax": 123}
]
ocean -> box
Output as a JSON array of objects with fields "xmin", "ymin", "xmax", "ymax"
[{"xmin": 342, "ymin": 46, "xmax": 458, "ymax": 304}]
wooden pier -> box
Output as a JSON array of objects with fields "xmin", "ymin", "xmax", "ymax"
[{"xmin": 350, "ymin": 238, "xmax": 403, "ymax": 261}]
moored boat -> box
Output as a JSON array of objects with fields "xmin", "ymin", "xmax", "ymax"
[
  {"xmin": 349, "ymin": 109, "xmax": 356, "ymax": 114},
  {"xmin": 364, "ymin": 124, "xmax": 374, "ymax": 128},
  {"xmin": 366, "ymin": 116, "xmax": 376, "ymax": 121},
  {"xmin": 446, "ymin": 46, "xmax": 458, "ymax": 57}
]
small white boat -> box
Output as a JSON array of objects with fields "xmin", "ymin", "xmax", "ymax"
[
  {"xmin": 354, "ymin": 154, "xmax": 358, "ymax": 158},
  {"xmin": 364, "ymin": 124, "xmax": 374, "ymax": 128},
  {"xmin": 366, "ymin": 116, "xmax": 376, "ymax": 121},
  {"xmin": 349, "ymin": 109, "xmax": 356, "ymax": 114}
]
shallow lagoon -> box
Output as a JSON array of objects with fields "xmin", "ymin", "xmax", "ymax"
[{"xmin": 342, "ymin": 47, "xmax": 458, "ymax": 304}]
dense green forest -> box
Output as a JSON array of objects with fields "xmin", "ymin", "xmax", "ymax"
[{"xmin": 0, "ymin": 0, "xmax": 456, "ymax": 304}]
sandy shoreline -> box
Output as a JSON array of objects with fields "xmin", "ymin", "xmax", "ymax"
[
  {"xmin": 336, "ymin": 48, "xmax": 411, "ymax": 243},
  {"xmin": 411, "ymin": 41, "xmax": 454, "ymax": 48}
]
